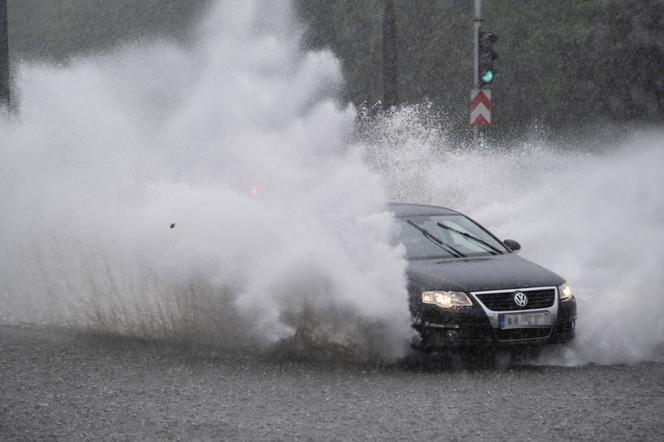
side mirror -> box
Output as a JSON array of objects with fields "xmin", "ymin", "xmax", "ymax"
[{"xmin": 503, "ymin": 239, "xmax": 521, "ymax": 253}]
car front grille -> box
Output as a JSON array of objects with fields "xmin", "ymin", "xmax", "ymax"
[
  {"xmin": 495, "ymin": 328, "xmax": 552, "ymax": 341},
  {"xmin": 474, "ymin": 288, "xmax": 556, "ymax": 312}
]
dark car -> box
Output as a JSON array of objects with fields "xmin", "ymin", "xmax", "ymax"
[{"xmin": 390, "ymin": 203, "xmax": 576, "ymax": 351}]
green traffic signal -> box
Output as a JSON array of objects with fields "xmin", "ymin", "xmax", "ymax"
[{"xmin": 481, "ymin": 70, "xmax": 494, "ymax": 84}]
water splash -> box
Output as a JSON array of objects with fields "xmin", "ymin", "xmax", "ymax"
[
  {"xmin": 3, "ymin": 1, "xmax": 662, "ymax": 366},
  {"xmin": 0, "ymin": 0, "xmax": 412, "ymax": 361},
  {"xmin": 360, "ymin": 105, "xmax": 664, "ymax": 365}
]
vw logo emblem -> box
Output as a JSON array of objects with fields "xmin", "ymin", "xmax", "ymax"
[{"xmin": 514, "ymin": 292, "xmax": 529, "ymax": 307}]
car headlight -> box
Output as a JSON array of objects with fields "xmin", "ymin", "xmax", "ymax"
[
  {"xmin": 421, "ymin": 291, "xmax": 472, "ymax": 308},
  {"xmin": 559, "ymin": 282, "xmax": 574, "ymax": 301}
]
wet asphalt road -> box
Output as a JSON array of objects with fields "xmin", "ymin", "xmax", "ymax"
[{"xmin": 1, "ymin": 325, "xmax": 663, "ymax": 441}]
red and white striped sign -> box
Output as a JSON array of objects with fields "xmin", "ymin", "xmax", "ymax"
[{"xmin": 470, "ymin": 89, "xmax": 491, "ymax": 125}]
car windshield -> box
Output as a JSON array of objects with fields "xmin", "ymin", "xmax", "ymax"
[{"xmin": 395, "ymin": 214, "xmax": 509, "ymax": 259}]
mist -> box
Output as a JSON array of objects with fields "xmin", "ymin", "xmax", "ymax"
[
  {"xmin": 2, "ymin": 0, "xmax": 663, "ymax": 366},
  {"xmin": 0, "ymin": 0, "xmax": 411, "ymax": 361},
  {"xmin": 360, "ymin": 105, "xmax": 664, "ymax": 364}
]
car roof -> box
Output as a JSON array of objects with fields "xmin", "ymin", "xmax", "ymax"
[{"xmin": 387, "ymin": 202, "xmax": 461, "ymax": 217}]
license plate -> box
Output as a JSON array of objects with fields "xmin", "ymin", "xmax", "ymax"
[{"xmin": 499, "ymin": 311, "xmax": 551, "ymax": 329}]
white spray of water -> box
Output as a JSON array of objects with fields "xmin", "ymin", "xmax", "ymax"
[
  {"xmin": 0, "ymin": 0, "xmax": 412, "ymax": 360},
  {"xmin": 2, "ymin": 2, "xmax": 661, "ymax": 366},
  {"xmin": 361, "ymin": 106, "xmax": 664, "ymax": 364}
]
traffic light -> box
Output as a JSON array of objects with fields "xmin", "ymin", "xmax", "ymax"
[{"xmin": 478, "ymin": 30, "xmax": 498, "ymax": 86}]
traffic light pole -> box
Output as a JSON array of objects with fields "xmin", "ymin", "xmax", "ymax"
[
  {"xmin": 0, "ymin": 0, "xmax": 9, "ymax": 110},
  {"xmin": 472, "ymin": 0, "xmax": 481, "ymax": 141}
]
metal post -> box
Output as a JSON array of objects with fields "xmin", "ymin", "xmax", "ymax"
[
  {"xmin": 472, "ymin": 0, "xmax": 481, "ymax": 141},
  {"xmin": 382, "ymin": 0, "xmax": 398, "ymax": 109},
  {"xmin": 0, "ymin": 0, "xmax": 9, "ymax": 109},
  {"xmin": 473, "ymin": 0, "xmax": 481, "ymax": 89}
]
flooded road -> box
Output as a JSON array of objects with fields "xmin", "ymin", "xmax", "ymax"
[{"xmin": 2, "ymin": 325, "xmax": 663, "ymax": 441}]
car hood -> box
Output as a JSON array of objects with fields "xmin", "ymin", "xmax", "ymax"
[{"xmin": 407, "ymin": 253, "xmax": 565, "ymax": 292}]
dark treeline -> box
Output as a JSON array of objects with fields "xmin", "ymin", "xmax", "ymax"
[
  {"xmin": 6, "ymin": 0, "xmax": 208, "ymax": 61},
  {"xmin": 5, "ymin": 0, "xmax": 664, "ymax": 140},
  {"xmin": 1, "ymin": 0, "xmax": 8, "ymax": 106},
  {"xmin": 295, "ymin": 0, "xmax": 664, "ymax": 140}
]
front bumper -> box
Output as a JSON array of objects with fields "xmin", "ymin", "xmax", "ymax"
[{"xmin": 412, "ymin": 289, "xmax": 577, "ymax": 350}]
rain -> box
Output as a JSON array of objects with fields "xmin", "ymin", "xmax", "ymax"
[{"xmin": 1, "ymin": 1, "xmax": 663, "ymax": 439}]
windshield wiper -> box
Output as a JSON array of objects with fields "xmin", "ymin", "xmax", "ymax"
[
  {"xmin": 436, "ymin": 222, "xmax": 503, "ymax": 255},
  {"xmin": 406, "ymin": 220, "xmax": 466, "ymax": 258}
]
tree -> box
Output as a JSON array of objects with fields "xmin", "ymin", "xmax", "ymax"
[{"xmin": 1, "ymin": 0, "xmax": 9, "ymax": 107}]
